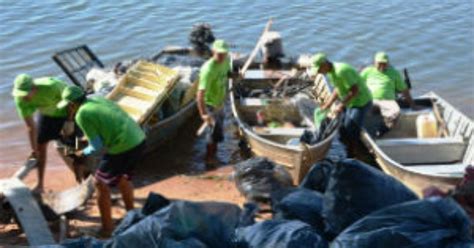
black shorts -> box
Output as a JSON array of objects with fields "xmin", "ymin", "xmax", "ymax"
[
  {"xmin": 95, "ymin": 141, "xmax": 146, "ymax": 186},
  {"xmin": 205, "ymin": 105, "xmax": 225, "ymax": 144},
  {"xmin": 37, "ymin": 115, "xmax": 67, "ymax": 144}
]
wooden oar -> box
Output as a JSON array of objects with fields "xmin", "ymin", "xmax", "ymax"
[
  {"xmin": 240, "ymin": 19, "xmax": 273, "ymax": 78},
  {"xmin": 431, "ymin": 99, "xmax": 449, "ymax": 137}
]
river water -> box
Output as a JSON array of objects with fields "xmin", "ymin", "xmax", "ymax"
[{"xmin": 0, "ymin": 0, "xmax": 473, "ymax": 169}]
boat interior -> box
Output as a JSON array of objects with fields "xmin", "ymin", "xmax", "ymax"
[
  {"xmin": 366, "ymin": 97, "xmax": 472, "ymax": 177},
  {"xmin": 233, "ymin": 69, "xmax": 315, "ymax": 145}
]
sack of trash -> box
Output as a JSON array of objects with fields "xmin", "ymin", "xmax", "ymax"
[
  {"xmin": 113, "ymin": 192, "xmax": 171, "ymax": 236},
  {"xmin": 233, "ymin": 157, "xmax": 293, "ymax": 202},
  {"xmin": 234, "ymin": 219, "xmax": 328, "ymax": 248},
  {"xmin": 299, "ymin": 159, "xmax": 334, "ymax": 193},
  {"xmin": 61, "ymin": 236, "xmax": 106, "ymax": 248},
  {"xmin": 322, "ymin": 159, "xmax": 418, "ymax": 238},
  {"xmin": 332, "ymin": 197, "xmax": 474, "ymax": 248},
  {"xmin": 272, "ymin": 188, "xmax": 325, "ymax": 234},
  {"xmin": 299, "ymin": 116, "xmax": 340, "ymax": 145},
  {"xmin": 107, "ymin": 200, "xmax": 242, "ymax": 248}
]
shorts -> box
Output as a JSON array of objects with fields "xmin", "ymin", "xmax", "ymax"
[
  {"xmin": 37, "ymin": 115, "xmax": 67, "ymax": 144},
  {"xmin": 373, "ymin": 100, "xmax": 401, "ymax": 128},
  {"xmin": 95, "ymin": 141, "xmax": 146, "ymax": 186},
  {"xmin": 205, "ymin": 105, "xmax": 225, "ymax": 144}
]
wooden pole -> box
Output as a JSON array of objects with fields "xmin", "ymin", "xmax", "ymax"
[{"xmin": 240, "ymin": 19, "xmax": 273, "ymax": 77}]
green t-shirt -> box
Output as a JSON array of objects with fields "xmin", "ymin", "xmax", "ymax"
[
  {"xmin": 327, "ymin": 62, "xmax": 372, "ymax": 108},
  {"xmin": 198, "ymin": 57, "xmax": 231, "ymax": 107},
  {"xmin": 14, "ymin": 77, "xmax": 68, "ymax": 119},
  {"xmin": 360, "ymin": 65, "xmax": 407, "ymax": 100},
  {"xmin": 75, "ymin": 97, "xmax": 145, "ymax": 155}
]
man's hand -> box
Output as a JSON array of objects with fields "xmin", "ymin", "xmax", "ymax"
[
  {"xmin": 74, "ymin": 150, "xmax": 84, "ymax": 158},
  {"xmin": 334, "ymin": 103, "xmax": 345, "ymax": 114},
  {"xmin": 201, "ymin": 114, "xmax": 215, "ymax": 126}
]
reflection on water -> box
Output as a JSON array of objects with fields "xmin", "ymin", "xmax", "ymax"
[{"xmin": 0, "ymin": 0, "xmax": 473, "ymax": 167}]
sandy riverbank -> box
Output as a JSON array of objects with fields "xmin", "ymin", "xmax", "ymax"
[{"xmin": 0, "ymin": 160, "xmax": 244, "ymax": 246}]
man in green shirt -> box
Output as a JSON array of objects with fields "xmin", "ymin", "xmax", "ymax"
[
  {"xmin": 361, "ymin": 52, "xmax": 416, "ymax": 133},
  {"xmin": 197, "ymin": 39, "xmax": 232, "ymax": 163},
  {"xmin": 311, "ymin": 53, "xmax": 373, "ymax": 141},
  {"xmin": 12, "ymin": 74, "xmax": 68, "ymax": 193},
  {"xmin": 58, "ymin": 86, "xmax": 146, "ymax": 237}
]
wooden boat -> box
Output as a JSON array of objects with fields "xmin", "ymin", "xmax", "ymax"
[
  {"xmin": 52, "ymin": 46, "xmax": 201, "ymax": 175},
  {"xmin": 230, "ymin": 70, "xmax": 341, "ymax": 184},
  {"xmin": 311, "ymin": 72, "xmax": 473, "ymax": 196},
  {"xmin": 361, "ymin": 92, "xmax": 473, "ymax": 196}
]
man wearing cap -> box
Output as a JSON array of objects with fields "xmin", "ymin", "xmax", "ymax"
[
  {"xmin": 58, "ymin": 85, "xmax": 145, "ymax": 237},
  {"xmin": 196, "ymin": 39, "xmax": 232, "ymax": 163},
  {"xmin": 12, "ymin": 74, "xmax": 68, "ymax": 193},
  {"xmin": 361, "ymin": 52, "xmax": 416, "ymax": 134},
  {"xmin": 311, "ymin": 53, "xmax": 373, "ymax": 141}
]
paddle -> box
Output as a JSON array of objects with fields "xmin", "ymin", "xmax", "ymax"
[
  {"xmin": 240, "ymin": 19, "xmax": 273, "ymax": 78},
  {"xmin": 403, "ymin": 68, "xmax": 412, "ymax": 90}
]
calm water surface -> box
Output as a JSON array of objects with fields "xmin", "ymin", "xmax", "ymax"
[{"xmin": 0, "ymin": 0, "xmax": 473, "ymax": 169}]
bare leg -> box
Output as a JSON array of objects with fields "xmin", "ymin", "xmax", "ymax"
[
  {"xmin": 33, "ymin": 142, "xmax": 48, "ymax": 193},
  {"xmin": 117, "ymin": 176, "xmax": 134, "ymax": 211},
  {"xmin": 95, "ymin": 179, "xmax": 113, "ymax": 237}
]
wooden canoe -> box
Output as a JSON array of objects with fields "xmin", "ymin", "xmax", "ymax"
[
  {"xmin": 361, "ymin": 92, "xmax": 473, "ymax": 196},
  {"xmin": 230, "ymin": 70, "xmax": 340, "ymax": 184},
  {"xmin": 53, "ymin": 46, "xmax": 200, "ymax": 175},
  {"xmin": 311, "ymin": 72, "xmax": 472, "ymax": 196}
]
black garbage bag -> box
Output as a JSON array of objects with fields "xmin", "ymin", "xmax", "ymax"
[
  {"xmin": 234, "ymin": 219, "xmax": 328, "ymax": 248},
  {"xmin": 107, "ymin": 201, "xmax": 242, "ymax": 248},
  {"xmin": 113, "ymin": 193, "xmax": 171, "ymax": 236},
  {"xmin": 141, "ymin": 192, "xmax": 171, "ymax": 215},
  {"xmin": 333, "ymin": 197, "xmax": 473, "ymax": 248},
  {"xmin": 61, "ymin": 236, "xmax": 105, "ymax": 248},
  {"xmin": 112, "ymin": 209, "xmax": 145, "ymax": 237},
  {"xmin": 233, "ymin": 157, "xmax": 293, "ymax": 202},
  {"xmin": 299, "ymin": 159, "xmax": 334, "ymax": 193},
  {"xmin": 273, "ymin": 188, "xmax": 325, "ymax": 234},
  {"xmin": 300, "ymin": 117, "xmax": 340, "ymax": 145},
  {"xmin": 322, "ymin": 159, "xmax": 418, "ymax": 238}
]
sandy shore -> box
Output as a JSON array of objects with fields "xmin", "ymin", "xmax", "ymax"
[{"xmin": 0, "ymin": 159, "xmax": 244, "ymax": 246}]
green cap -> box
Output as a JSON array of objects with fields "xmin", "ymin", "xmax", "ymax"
[
  {"xmin": 12, "ymin": 74, "xmax": 34, "ymax": 97},
  {"xmin": 57, "ymin": 85, "xmax": 85, "ymax": 108},
  {"xmin": 375, "ymin": 51, "xmax": 389, "ymax": 63},
  {"xmin": 311, "ymin": 53, "xmax": 327, "ymax": 73},
  {"xmin": 212, "ymin": 39, "xmax": 229, "ymax": 53}
]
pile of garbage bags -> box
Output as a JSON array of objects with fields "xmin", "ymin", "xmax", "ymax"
[{"xmin": 58, "ymin": 158, "xmax": 472, "ymax": 248}]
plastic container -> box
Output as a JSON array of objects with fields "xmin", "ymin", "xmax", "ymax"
[{"xmin": 416, "ymin": 113, "xmax": 438, "ymax": 138}]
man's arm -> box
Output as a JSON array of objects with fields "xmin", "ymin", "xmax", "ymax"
[
  {"xmin": 23, "ymin": 116, "xmax": 37, "ymax": 157},
  {"xmin": 321, "ymin": 91, "xmax": 339, "ymax": 110},
  {"xmin": 197, "ymin": 89, "xmax": 213, "ymax": 124}
]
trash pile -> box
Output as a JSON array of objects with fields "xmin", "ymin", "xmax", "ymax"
[{"xmin": 55, "ymin": 158, "xmax": 473, "ymax": 248}]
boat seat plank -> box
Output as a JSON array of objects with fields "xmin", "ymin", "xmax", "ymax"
[
  {"xmin": 253, "ymin": 127, "xmax": 306, "ymax": 136},
  {"xmin": 243, "ymin": 70, "xmax": 292, "ymax": 80},
  {"xmin": 240, "ymin": 98, "xmax": 269, "ymax": 107},
  {"xmin": 0, "ymin": 178, "xmax": 55, "ymax": 245},
  {"xmin": 376, "ymin": 137, "xmax": 466, "ymax": 164},
  {"xmin": 407, "ymin": 163, "xmax": 467, "ymax": 177}
]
